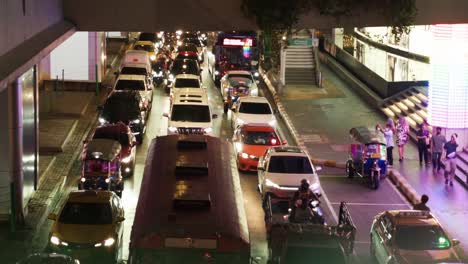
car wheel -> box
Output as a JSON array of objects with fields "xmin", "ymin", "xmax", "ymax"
[{"xmin": 346, "ymin": 160, "xmax": 355, "ymax": 178}]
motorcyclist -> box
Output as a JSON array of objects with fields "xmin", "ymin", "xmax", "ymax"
[{"xmin": 289, "ymin": 179, "xmax": 321, "ymax": 223}]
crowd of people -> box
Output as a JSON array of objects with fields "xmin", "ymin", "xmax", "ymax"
[{"xmin": 377, "ymin": 116, "xmax": 459, "ymax": 186}]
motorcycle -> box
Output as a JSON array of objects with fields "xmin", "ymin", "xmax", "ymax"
[{"xmin": 288, "ymin": 199, "xmax": 326, "ymax": 225}]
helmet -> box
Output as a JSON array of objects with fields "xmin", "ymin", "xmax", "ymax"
[{"xmin": 299, "ymin": 179, "xmax": 309, "ymax": 192}]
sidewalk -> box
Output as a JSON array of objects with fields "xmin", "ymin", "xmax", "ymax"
[
  {"xmin": 263, "ymin": 62, "xmax": 467, "ymax": 259},
  {"xmin": 0, "ymin": 40, "xmax": 126, "ymax": 264}
]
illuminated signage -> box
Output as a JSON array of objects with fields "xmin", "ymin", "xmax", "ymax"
[
  {"xmin": 429, "ymin": 24, "xmax": 468, "ymax": 128},
  {"xmin": 223, "ymin": 38, "xmax": 253, "ymax": 47}
]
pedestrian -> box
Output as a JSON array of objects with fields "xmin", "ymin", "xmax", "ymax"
[
  {"xmin": 416, "ymin": 123, "xmax": 430, "ymax": 165},
  {"xmin": 386, "ymin": 118, "xmax": 396, "ymax": 133},
  {"xmin": 443, "ymin": 133, "xmax": 459, "ymax": 186},
  {"xmin": 431, "ymin": 127, "xmax": 446, "ymax": 173},
  {"xmin": 377, "ymin": 123, "xmax": 394, "ymax": 167},
  {"xmin": 413, "ymin": 194, "xmax": 430, "ymax": 211},
  {"xmin": 396, "ymin": 116, "xmax": 409, "ymax": 161}
]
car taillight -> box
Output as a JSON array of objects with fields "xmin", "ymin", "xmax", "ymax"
[{"xmin": 271, "ymin": 138, "xmax": 278, "ymax": 145}]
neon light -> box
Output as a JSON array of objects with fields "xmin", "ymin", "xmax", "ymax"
[
  {"xmin": 223, "ymin": 38, "xmax": 253, "ymax": 47},
  {"xmin": 429, "ymin": 24, "xmax": 468, "ymax": 128}
]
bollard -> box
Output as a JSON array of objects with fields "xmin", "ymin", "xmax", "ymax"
[{"xmin": 9, "ymin": 182, "xmax": 16, "ymax": 233}]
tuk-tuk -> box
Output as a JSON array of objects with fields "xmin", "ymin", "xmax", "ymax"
[
  {"xmin": 80, "ymin": 138, "xmax": 124, "ymax": 197},
  {"xmin": 346, "ymin": 127, "xmax": 387, "ymax": 189}
]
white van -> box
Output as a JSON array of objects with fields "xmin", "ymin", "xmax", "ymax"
[
  {"xmin": 119, "ymin": 50, "xmax": 154, "ymax": 84},
  {"xmin": 164, "ymin": 89, "xmax": 217, "ymax": 136}
]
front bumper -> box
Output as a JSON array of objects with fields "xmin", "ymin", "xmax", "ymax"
[
  {"xmin": 238, "ymin": 155, "xmax": 259, "ymax": 171},
  {"xmin": 48, "ymin": 243, "xmax": 116, "ymax": 263}
]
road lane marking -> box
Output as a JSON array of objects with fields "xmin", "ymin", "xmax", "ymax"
[{"xmin": 330, "ymin": 202, "xmax": 408, "ymax": 206}]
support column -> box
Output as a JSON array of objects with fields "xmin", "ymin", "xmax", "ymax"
[{"xmin": 10, "ymin": 80, "xmax": 25, "ymax": 225}]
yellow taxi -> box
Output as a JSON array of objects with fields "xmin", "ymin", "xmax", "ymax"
[
  {"xmin": 134, "ymin": 40, "xmax": 157, "ymax": 62},
  {"xmin": 48, "ymin": 190, "xmax": 125, "ymax": 262},
  {"xmin": 370, "ymin": 210, "xmax": 461, "ymax": 264}
]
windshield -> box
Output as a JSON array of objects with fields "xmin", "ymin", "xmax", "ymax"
[
  {"xmin": 138, "ymin": 33, "xmax": 156, "ymax": 42},
  {"xmin": 268, "ymin": 156, "xmax": 313, "ymax": 174},
  {"xmin": 171, "ymin": 105, "xmax": 210, "ymax": 123},
  {"xmin": 59, "ymin": 202, "xmax": 112, "ymax": 225},
  {"xmin": 243, "ymin": 131, "xmax": 279, "ymax": 146},
  {"xmin": 239, "ymin": 102, "xmax": 272, "ymax": 114},
  {"xmin": 134, "ymin": 44, "xmax": 154, "ymax": 52},
  {"xmin": 121, "ymin": 67, "xmax": 148, "ymax": 76},
  {"xmin": 228, "ymin": 74, "xmax": 253, "ymax": 87},
  {"xmin": 115, "ymin": 80, "xmax": 146, "ymax": 91},
  {"xmin": 175, "ymin": 78, "xmax": 200, "ymax": 88},
  {"xmin": 396, "ymin": 225, "xmax": 451, "ymax": 250},
  {"xmin": 93, "ymin": 132, "xmax": 130, "ymax": 147}
]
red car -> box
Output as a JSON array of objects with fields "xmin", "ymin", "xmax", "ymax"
[
  {"xmin": 84, "ymin": 122, "xmax": 137, "ymax": 177},
  {"xmin": 232, "ymin": 124, "xmax": 286, "ymax": 171}
]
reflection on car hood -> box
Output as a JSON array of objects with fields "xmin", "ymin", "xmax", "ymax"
[
  {"xmin": 169, "ymin": 121, "xmax": 211, "ymax": 128},
  {"xmin": 266, "ymin": 173, "xmax": 316, "ymax": 187},
  {"xmin": 54, "ymin": 223, "xmax": 115, "ymax": 244},
  {"xmin": 237, "ymin": 113, "xmax": 275, "ymax": 125}
]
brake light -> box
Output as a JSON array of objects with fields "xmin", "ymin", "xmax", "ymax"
[
  {"xmin": 203, "ymin": 252, "xmax": 212, "ymax": 259},
  {"xmin": 271, "ymin": 138, "xmax": 277, "ymax": 145}
]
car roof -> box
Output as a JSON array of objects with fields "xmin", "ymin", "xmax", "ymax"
[
  {"xmin": 226, "ymin": 70, "xmax": 251, "ymax": 76},
  {"xmin": 270, "ymin": 146, "xmax": 307, "ymax": 156},
  {"xmin": 175, "ymin": 74, "xmax": 200, "ymax": 80},
  {"xmin": 385, "ymin": 210, "xmax": 440, "ymax": 226},
  {"xmin": 239, "ymin": 96, "xmax": 269, "ymax": 103},
  {"xmin": 173, "ymin": 89, "xmax": 208, "ymax": 105},
  {"xmin": 135, "ymin": 40, "xmax": 154, "ymax": 46},
  {"xmin": 67, "ymin": 190, "xmax": 113, "ymax": 204},
  {"xmin": 117, "ymin": 74, "xmax": 146, "ymax": 81}
]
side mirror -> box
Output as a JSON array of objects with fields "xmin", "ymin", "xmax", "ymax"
[
  {"xmin": 117, "ymin": 216, "xmax": 125, "ymax": 223},
  {"xmin": 315, "ymin": 166, "xmax": 322, "ymax": 172},
  {"xmin": 163, "ymin": 113, "xmax": 169, "ymax": 118},
  {"xmin": 452, "ymin": 239, "xmax": 460, "ymax": 246},
  {"xmin": 48, "ymin": 213, "xmax": 57, "ymax": 221},
  {"xmin": 212, "ymin": 114, "xmax": 218, "ymax": 119}
]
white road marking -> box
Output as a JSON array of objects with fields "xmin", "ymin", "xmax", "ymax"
[{"xmin": 330, "ymin": 202, "xmax": 408, "ymax": 206}]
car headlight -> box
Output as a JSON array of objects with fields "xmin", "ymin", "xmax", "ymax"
[
  {"xmin": 265, "ymin": 179, "xmax": 280, "ymax": 189},
  {"xmin": 98, "ymin": 117, "xmax": 106, "ymax": 124},
  {"xmin": 121, "ymin": 156, "xmax": 131, "ymax": 163},
  {"xmin": 80, "ymin": 177, "xmax": 86, "ymax": 182},
  {"xmin": 150, "ymin": 55, "xmax": 156, "ymax": 61},
  {"xmin": 168, "ymin": 126, "xmax": 178, "ymax": 133},
  {"xmin": 50, "ymin": 235, "xmax": 60, "ymax": 245},
  {"xmin": 201, "ymin": 33, "xmax": 206, "ymax": 38},
  {"xmin": 241, "ymin": 152, "xmax": 249, "ymax": 159},
  {"xmin": 249, "ymin": 154, "xmax": 256, "ymax": 159},
  {"xmin": 215, "ymin": 71, "xmax": 219, "ymax": 75},
  {"xmin": 268, "ymin": 120, "xmax": 277, "ymax": 127},
  {"xmin": 203, "ymin": 127, "xmax": 213, "ymax": 134},
  {"xmin": 254, "ymin": 72, "xmax": 259, "ymax": 77},
  {"xmin": 94, "ymin": 237, "xmax": 115, "ymax": 248},
  {"xmin": 177, "ymin": 41, "xmax": 182, "ymax": 46}
]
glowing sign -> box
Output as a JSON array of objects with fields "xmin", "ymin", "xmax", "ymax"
[
  {"xmin": 223, "ymin": 38, "xmax": 253, "ymax": 47},
  {"xmin": 429, "ymin": 24, "xmax": 468, "ymax": 129}
]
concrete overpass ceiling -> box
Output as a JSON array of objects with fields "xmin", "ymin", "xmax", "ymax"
[{"xmin": 64, "ymin": 0, "xmax": 468, "ymax": 31}]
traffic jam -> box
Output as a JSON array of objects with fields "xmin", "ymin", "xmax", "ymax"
[{"xmin": 36, "ymin": 31, "xmax": 463, "ymax": 264}]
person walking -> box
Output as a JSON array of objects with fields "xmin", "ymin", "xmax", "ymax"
[
  {"xmin": 396, "ymin": 116, "xmax": 409, "ymax": 161},
  {"xmin": 377, "ymin": 123, "xmax": 394, "ymax": 167},
  {"xmin": 413, "ymin": 194, "xmax": 430, "ymax": 211},
  {"xmin": 416, "ymin": 123, "xmax": 430, "ymax": 165},
  {"xmin": 386, "ymin": 118, "xmax": 396, "ymax": 133},
  {"xmin": 443, "ymin": 134, "xmax": 459, "ymax": 186},
  {"xmin": 431, "ymin": 127, "xmax": 446, "ymax": 173}
]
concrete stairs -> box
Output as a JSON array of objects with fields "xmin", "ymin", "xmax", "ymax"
[
  {"xmin": 380, "ymin": 87, "xmax": 467, "ymax": 186},
  {"xmin": 284, "ymin": 46, "xmax": 316, "ymax": 85}
]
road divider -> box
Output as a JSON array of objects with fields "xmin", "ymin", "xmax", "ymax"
[{"xmin": 387, "ymin": 169, "xmax": 420, "ymax": 205}]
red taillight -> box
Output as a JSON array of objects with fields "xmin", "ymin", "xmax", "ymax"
[
  {"xmin": 203, "ymin": 252, "xmax": 212, "ymax": 259},
  {"xmin": 271, "ymin": 138, "xmax": 278, "ymax": 145}
]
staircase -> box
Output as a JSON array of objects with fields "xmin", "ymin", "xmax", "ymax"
[
  {"xmin": 284, "ymin": 46, "xmax": 317, "ymax": 85},
  {"xmin": 380, "ymin": 87, "xmax": 467, "ymax": 187}
]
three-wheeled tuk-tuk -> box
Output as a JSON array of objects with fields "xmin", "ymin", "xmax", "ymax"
[
  {"xmin": 346, "ymin": 127, "xmax": 387, "ymax": 190},
  {"xmin": 79, "ymin": 139, "xmax": 124, "ymax": 197},
  {"xmin": 263, "ymin": 196, "xmax": 356, "ymax": 264}
]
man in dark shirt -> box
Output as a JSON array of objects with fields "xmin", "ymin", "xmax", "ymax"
[
  {"xmin": 413, "ymin": 194, "xmax": 430, "ymax": 211},
  {"xmin": 443, "ymin": 134, "xmax": 459, "ymax": 186}
]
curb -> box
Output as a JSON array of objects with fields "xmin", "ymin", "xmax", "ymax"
[
  {"xmin": 387, "ymin": 169, "xmax": 420, "ymax": 205},
  {"xmin": 260, "ymin": 69, "xmax": 347, "ymax": 169}
]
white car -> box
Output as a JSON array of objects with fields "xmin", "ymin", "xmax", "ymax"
[
  {"xmin": 257, "ymin": 146, "xmax": 322, "ymax": 201},
  {"xmin": 231, "ymin": 96, "xmax": 276, "ymax": 129},
  {"xmin": 113, "ymin": 74, "xmax": 153, "ymax": 111},
  {"xmin": 220, "ymin": 70, "xmax": 259, "ymax": 112},
  {"xmin": 169, "ymin": 74, "xmax": 203, "ymax": 97},
  {"xmin": 164, "ymin": 88, "xmax": 217, "ymax": 136}
]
